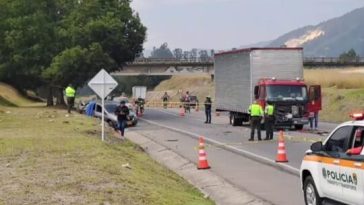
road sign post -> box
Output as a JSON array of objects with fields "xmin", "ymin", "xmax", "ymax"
[{"xmin": 88, "ymin": 69, "xmax": 118, "ymax": 141}]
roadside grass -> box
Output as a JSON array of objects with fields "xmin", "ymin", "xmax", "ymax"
[
  {"xmin": 0, "ymin": 83, "xmax": 37, "ymax": 107},
  {"xmin": 0, "ymin": 106, "xmax": 214, "ymax": 205},
  {"xmin": 319, "ymin": 88, "xmax": 364, "ymax": 122},
  {"xmin": 304, "ymin": 68, "xmax": 364, "ymax": 122},
  {"xmin": 304, "ymin": 67, "xmax": 364, "ymax": 89}
]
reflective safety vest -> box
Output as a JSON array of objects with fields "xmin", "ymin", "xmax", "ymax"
[
  {"xmin": 249, "ymin": 103, "xmax": 263, "ymax": 117},
  {"xmin": 265, "ymin": 105, "xmax": 274, "ymax": 116},
  {"xmin": 65, "ymin": 86, "xmax": 76, "ymax": 97}
]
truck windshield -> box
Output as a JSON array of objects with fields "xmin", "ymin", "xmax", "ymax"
[{"xmin": 266, "ymin": 85, "xmax": 307, "ymax": 101}]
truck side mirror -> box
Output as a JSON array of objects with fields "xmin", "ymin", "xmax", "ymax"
[
  {"xmin": 310, "ymin": 141, "xmax": 323, "ymax": 152},
  {"xmin": 254, "ymin": 86, "xmax": 259, "ymax": 100}
]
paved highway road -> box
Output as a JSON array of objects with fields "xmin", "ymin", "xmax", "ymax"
[{"xmin": 132, "ymin": 108, "xmax": 339, "ymax": 205}]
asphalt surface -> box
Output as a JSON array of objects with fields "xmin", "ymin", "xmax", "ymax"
[
  {"xmin": 133, "ymin": 108, "xmax": 339, "ymax": 205},
  {"xmin": 143, "ymin": 108, "xmax": 334, "ymax": 170}
]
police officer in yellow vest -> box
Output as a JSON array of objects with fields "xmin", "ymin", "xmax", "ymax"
[
  {"xmin": 65, "ymin": 84, "xmax": 76, "ymax": 114},
  {"xmin": 248, "ymin": 100, "xmax": 264, "ymax": 141},
  {"xmin": 264, "ymin": 102, "xmax": 275, "ymax": 140}
]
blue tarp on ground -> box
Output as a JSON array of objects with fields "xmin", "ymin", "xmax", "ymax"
[{"xmin": 86, "ymin": 101, "xmax": 96, "ymax": 116}]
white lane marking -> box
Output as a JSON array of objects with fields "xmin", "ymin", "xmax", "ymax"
[{"xmin": 141, "ymin": 118, "xmax": 300, "ymax": 175}]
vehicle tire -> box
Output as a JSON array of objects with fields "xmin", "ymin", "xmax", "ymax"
[
  {"xmin": 295, "ymin": 125, "xmax": 304, "ymax": 130},
  {"xmin": 303, "ymin": 176, "xmax": 322, "ymax": 205},
  {"xmin": 231, "ymin": 115, "xmax": 241, "ymax": 126}
]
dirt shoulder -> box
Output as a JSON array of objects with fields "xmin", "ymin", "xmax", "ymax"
[{"xmin": 0, "ymin": 106, "xmax": 214, "ymax": 205}]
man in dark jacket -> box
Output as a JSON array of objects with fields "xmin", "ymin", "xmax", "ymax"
[
  {"xmin": 114, "ymin": 101, "xmax": 129, "ymax": 137},
  {"xmin": 204, "ymin": 96, "xmax": 212, "ymax": 124}
]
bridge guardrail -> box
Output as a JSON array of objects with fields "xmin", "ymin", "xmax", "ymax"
[{"xmin": 131, "ymin": 57, "xmax": 364, "ymax": 65}]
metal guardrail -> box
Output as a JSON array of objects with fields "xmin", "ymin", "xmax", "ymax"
[
  {"xmin": 131, "ymin": 58, "xmax": 214, "ymax": 64},
  {"xmin": 131, "ymin": 57, "xmax": 364, "ymax": 65},
  {"xmin": 126, "ymin": 57, "xmax": 364, "ymax": 70}
]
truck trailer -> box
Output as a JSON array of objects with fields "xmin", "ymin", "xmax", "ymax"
[{"xmin": 214, "ymin": 47, "xmax": 321, "ymax": 129}]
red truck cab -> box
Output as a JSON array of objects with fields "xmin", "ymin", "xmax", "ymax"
[{"xmin": 254, "ymin": 78, "xmax": 321, "ymax": 129}]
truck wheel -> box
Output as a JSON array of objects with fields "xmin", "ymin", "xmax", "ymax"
[
  {"xmin": 295, "ymin": 125, "xmax": 304, "ymax": 130},
  {"xmin": 231, "ymin": 115, "xmax": 241, "ymax": 126},
  {"xmin": 303, "ymin": 176, "xmax": 322, "ymax": 205}
]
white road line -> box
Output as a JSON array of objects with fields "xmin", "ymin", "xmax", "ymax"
[{"xmin": 141, "ymin": 117, "xmax": 300, "ymax": 176}]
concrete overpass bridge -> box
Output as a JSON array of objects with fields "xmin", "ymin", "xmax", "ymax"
[
  {"xmin": 112, "ymin": 57, "xmax": 364, "ymax": 76},
  {"xmin": 112, "ymin": 58, "xmax": 214, "ymax": 76}
]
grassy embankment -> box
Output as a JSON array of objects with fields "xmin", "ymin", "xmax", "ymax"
[
  {"xmin": 0, "ymin": 83, "xmax": 214, "ymax": 205},
  {"xmin": 149, "ymin": 67, "xmax": 364, "ymax": 123},
  {"xmin": 304, "ymin": 68, "xmax": 364, "ymax": 122},
  {"xmin": 147, "ymin": 76, "xmax": 214, "ymax": 107}
]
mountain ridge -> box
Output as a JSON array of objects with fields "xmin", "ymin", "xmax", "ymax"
[{"xmin": 269, "ymin": 7, "xmax": 364, "ymax": 57}]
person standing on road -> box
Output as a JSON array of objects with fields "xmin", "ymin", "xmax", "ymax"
[
  {"xmin": 162, "ymin": 92, "xmax": 170, "ymax": 109},
  {"xmin": 264, "ymin": 102, "xmax": 275, "ymax": 140},
  {"xmin": 248, "ymin": 100, "xmax": 264, "ymax": 141},
  {"xmin": 309, "ymin": 111, "xmax": 319, "ymax": 130},
  {"xmin": 184, "ymin": 91, "xmax": 191, "ymax": 113},
  {"xmin": 115, "ymin": 100, "xmax": 130, "ymax": 138},
  {"xmin": 204, "ymin": 96, "xmax": 212, "ymax": 124},
  {"xmin": 65, "ymin": 84, "xmax": 76, "ymax": 114}
]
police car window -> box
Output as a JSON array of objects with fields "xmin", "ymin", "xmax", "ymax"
[
  {"xmin": 351, "ymin": 127, "xmax": 364, "ymax": 149},
  {"xmin": 96, "ymin": 105, "xmax": 102, "ymax": 112},
  {"xmin": 325, "ymin": 126, "xmax": 353, "ymax": 153}
]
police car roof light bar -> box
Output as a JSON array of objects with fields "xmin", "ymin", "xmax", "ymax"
[{"xmin": 350, "ymin": 112, "xmax": 364, "ymax": 120}]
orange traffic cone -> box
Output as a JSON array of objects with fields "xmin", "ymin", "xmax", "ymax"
[
  {"xmin": 197, "ymin": 136, "xmax": 210, "ymax": 169},
  {"xmin": 179, "ymin": 106, "xmax": 185, "ymax": 117},
  {"xmin": 275, "ymin": 131, "xmax": 288, "ymax": 163}
]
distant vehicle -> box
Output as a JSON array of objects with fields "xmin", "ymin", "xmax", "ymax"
[
  {"xmin": 189, "ymin": 96, "xmax": 199, "ymax": 108},
  {"xmin": 214, "ymin": 47, "xmax": 322, "ymax": 129},
  {"xmin": 132, "ymin": 86, "xmax": 147, "ymax": 99},
  {"xmin": 300, "ymin": 113, "xmax": 364, "ymax": 205},
  {"xmin": 83, "ymin": 101, "xmax": 138, "ymax": 128}
]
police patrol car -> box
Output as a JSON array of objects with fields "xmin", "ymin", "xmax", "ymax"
[{"xmin": 300, "ymin": 113, "xmax": 364, "ymax": 205}]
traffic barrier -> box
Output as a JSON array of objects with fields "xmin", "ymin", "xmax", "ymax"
[
  {"xmin": 197, "ymin": 136, "xmax": 210, "ymax": 169},
  {"xmin": 275, "ymin": 131, "xmax": 289, "ymax": 163},
  {"xmin": 145, "ymin": 101, "xmax": 215, "ymax": 109}
]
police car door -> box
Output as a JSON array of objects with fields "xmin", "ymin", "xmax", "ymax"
[
  {"xmin": 340, "ymin": 126, "xmax": 364, "ymax": 205},
  {"xmin": 321, "ymin": 125, "xmax": 353, "ymax": 201}
]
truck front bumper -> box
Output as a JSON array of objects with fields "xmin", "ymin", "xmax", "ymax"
[{"xmin": 275, "ymin": 117, "xmax": 309, "ymax": 128}]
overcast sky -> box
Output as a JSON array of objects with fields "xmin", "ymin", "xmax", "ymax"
[{"xmin": 131, "ymin": 0, "xmax": 364, "ymax": 50}]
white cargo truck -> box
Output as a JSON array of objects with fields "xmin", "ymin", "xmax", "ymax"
[
  {"xmin": 214, "ymin": 48, "xmax": 321, "ymax": 129},
  {"xmin": 132, "ymin": 86, "xmax": 147, "ymax": 99}
]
